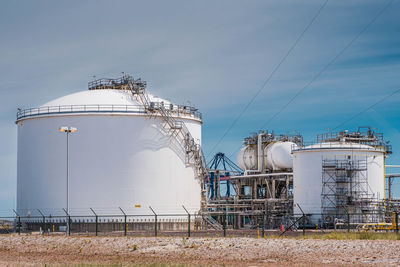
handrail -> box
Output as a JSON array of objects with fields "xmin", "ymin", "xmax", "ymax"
[
  {"xmin": 16, "ymin": 103, "xmax": 202, "ymax": 121},
  {"xmin": 292, "ymin": 142, "xmax": 387, "ymax": 152}
]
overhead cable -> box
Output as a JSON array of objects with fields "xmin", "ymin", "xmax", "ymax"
[
  {"xmin": 206, "ymin": 0, "xmax": 330, "ymax": 159},
  {"xmin": 332, "ymin": 87, "xmax": 400, "ymax": 130},
  {"xmin": 260, "ymin": 0, "xmax": 395, "ymax": 130}
]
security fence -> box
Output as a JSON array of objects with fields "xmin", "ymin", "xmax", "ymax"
[{"xmin": 1, "ymin": 211, "xmax": 399, "ymax": 237}]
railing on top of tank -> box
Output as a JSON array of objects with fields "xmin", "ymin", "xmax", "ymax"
[
  {"xmin": 16, "ymin": 103, "xmax": 202, "ymax": 121},
  {"xmin": 292, "ymin": 141, "xmax": 387, "ymax": 152}
]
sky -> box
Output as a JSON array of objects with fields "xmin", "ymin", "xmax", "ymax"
[{"xmin": 1, "ymin": 0, "xmax": 400, "ymax": 214}]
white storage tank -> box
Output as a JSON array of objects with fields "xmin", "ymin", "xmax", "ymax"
[
  {"xmin": 292, "ymin": 142, "xmax": 385, "ymax": 222},
  {"xmin": 16, "ymin": 77, "xmax": 202, "ymax": 216},
  {"xmin": 237, "ymin": 141, "xmax": 297, "ymax": 171}
]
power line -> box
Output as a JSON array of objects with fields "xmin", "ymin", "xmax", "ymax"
[
  {"xmin": 205, "ymin": 0, "xmax": 329, "ymax": 159},
  {"xmin": 332, "ymin": 87, "xmax": 400, "ymax": 130},
  {"xmin": 260, "ymin": 0, "xmax": 395, "ymax": 130},
  {"xmin": 228, "ymin": 0, "xmax": 396, "ymax": 158}
]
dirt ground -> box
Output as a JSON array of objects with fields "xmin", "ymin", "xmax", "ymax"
[{"xmin": 0, "ymin": 234, "xmax": 399, "ymax": 266}]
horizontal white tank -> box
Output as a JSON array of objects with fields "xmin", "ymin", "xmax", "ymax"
[
  {"xmin": 237, "ymin": 141, "xmax": 297, "ymax": 171},
  {"xmin": 293, "ymin": 142, "xmax": 385, "ymax": 221},
  {"xmin": 16, "ymin": 88, "xmax": 202, "ymax": 216},
  {"xmin": 237, "ymin": 146, "xmax": 257, "ymax": 170},
  {"xmin": 264, "ymin": 142, "xmax": 297, "ymax": 170}
]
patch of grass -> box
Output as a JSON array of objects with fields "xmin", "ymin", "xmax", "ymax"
[{"xmin": 272, "ymin": 231, "xmax": 400, "ymax": 240}]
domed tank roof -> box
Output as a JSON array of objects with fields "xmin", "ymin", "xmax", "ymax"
[{"xmin": 41, "ymin": 89, "xmax": 171, "ymax": 107}]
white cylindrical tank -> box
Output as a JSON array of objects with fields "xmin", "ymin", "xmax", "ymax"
[
  {"xmin": 293, "ymin": 142, "xmax": 385, "ymax": 222},
  {"xmin": 264, "ymin": 142, "xmax": 297, "ymax": 171},
  {"xmin": 237, "ymin": 141, "xmax": 297, "ymax": 171},
  {"xmin": 237, "ymin": 145, "xmax": 257, "ymax": 170},
  {"xmin": 16, "ymin": 88, "xmax": 202, "ymax": 216}
]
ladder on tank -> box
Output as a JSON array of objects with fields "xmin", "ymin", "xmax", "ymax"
[{"xmin": 126, "ymin": 77, "xmax": 209, "ymax": 205}]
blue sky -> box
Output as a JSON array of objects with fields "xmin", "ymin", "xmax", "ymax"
[{"xmin": 1, "ymin": 0, "xmax": 400, "ymax": 214}]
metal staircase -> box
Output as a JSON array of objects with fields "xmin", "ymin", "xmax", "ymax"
[
  {"xmin": 203, "ymin": 215, "xmax": 224, "ymax": 230},
  {"xmin": 125, "ymin": 76, "xmax": 209, "ymax": 205}
]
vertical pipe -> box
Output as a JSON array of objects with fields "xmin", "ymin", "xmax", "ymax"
[
  {"xmin": 396, "ymin": 211, "xmax": 399, "ymax": 234},
  {"xmin": 257, "ymin": 133, "xmax": 264, "ymax": 172},
  {"xmin": 217, "ymin": 171, "xmax": 220, "ymax": 200}
]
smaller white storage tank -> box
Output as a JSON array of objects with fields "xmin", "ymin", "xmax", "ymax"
[
  {"xmin": 264, "ymin": 141, "xmax": 297, "ymax": 170},
  {"xmin": 237, "ymin": 137, "xmax": 297, "ymax": 171},
  {"xmin": 293, "ymin": 142, "xmax": 386, "ymax": 223}
]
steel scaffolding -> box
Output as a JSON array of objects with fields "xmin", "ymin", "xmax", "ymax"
[{"xmin": 321, "ymin": 155, "xmax": 384, "ymax": 224}]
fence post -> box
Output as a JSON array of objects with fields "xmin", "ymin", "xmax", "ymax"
[
  {"xmin": 149, "ymin": 206, "xmax": 157, "ymax": 237},
  {"xmin": 18, "ymin": 216, "xmax": 21, "ymax": 235},
  {"xmin": 37, "ymin": 209, "xmax": 46, "ymax": 234},
  {"xmin": 182, "ymin": 205, "xmax": 190, "ymax": 237},
  {"xmin": 62, "ymin": 208, "xmax": 70, "ymax": 236},
  {"xmin": 347, "ymin": 213, "xmax": 350, "ymax": 233},
  {"xmin": 296, "ymin": 203, "xmax": 306, "ymax": 237},
  {"xmin": 90, "ymin": 208, "xmax": 98, "ymax": 236},
  {"xmin": 119, "ymin": 207, "xmax": 127, "ymax": 237},
  {"xmin": 341, "ymin": 205, "xmax": 350, "ymax": 233},
  {"xmin": 13, "ymin": 209, "xmax": 21, "ymax": 235},
  {"xmin": 262, "ymin": 213, "xmax": 265, "ymax": 238},
  {"xmin": 223, "ymin": 210, "xmax": 227, "ymax": 237}
]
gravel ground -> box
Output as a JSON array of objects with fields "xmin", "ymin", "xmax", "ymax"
[{"xmin": 0, "ymin": 234, "xmax": 399, "ymax": 266}]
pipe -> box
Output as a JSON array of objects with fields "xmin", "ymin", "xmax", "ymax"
[
  {"xmin": 385, "ymin": 173, "xmax": 400, "ymax": 178},
  {"xmin": 257, "ymin": 133, "xmax": 264, "ymax": 172},
  {"xmin": 385, "ymin": 165, "xmax": 400, "ymax": 168},
  {"xmin": 230, "ymin": 172, "xmax": 293, "ymax": 179}
]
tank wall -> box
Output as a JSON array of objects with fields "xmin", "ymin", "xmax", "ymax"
[
  {"xmin": 17, "ymin": 114, "xmax": 202, "ymax": 216},
  {"xmin": 293, "ymin": 149, "xmax": 385, "ymax": 217}
]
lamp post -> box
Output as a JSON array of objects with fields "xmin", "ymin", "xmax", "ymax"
[{"xmin": 59, "ymin": 126, "xmax": 77, "ymax": 235}]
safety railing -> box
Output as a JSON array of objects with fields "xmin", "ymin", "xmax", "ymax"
[
  {"xmin": 292, "ymin": 142, "xmax": 387, "ymax": 153},
  {"xmin": 16, "ymin": 103, "xmax": 202, "ymax": 121}
]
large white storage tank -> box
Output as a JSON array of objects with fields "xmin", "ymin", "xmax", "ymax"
[
  {"xmin": 16, "ymin": 76, "xmax": 202, "ymax": 216},
  {"xmin": 293, "ymin": 142, "xmax": 385, "ymax": 222}
]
